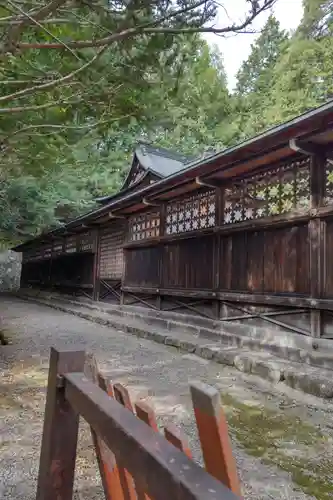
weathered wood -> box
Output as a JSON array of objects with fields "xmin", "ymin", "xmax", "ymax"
[
  {"xmin": 221, "ymin": 307, "xmax": 308, "ymax": 322},
  {"xmin": 213, "ymin": 187, "xmax": 223, "ymax": 304},
  {"xmin": 84, "ymin": 355, "xmax": 113, "ymax": 500},
  {"xmin": 121, "ymin": 285, "xmax": 319, "ymax": 308},
  {"xmin": 125, "ymin": 293, "xmax": 158, "ymax": 310},
  {"xmin": 190, "ymin": 382, "xmax": 241, "ymax": 496},
  {"xmin": 65, "ymin": 373, "xmax": 238, "ymax": 500},
  {"xmin": 135, "ymin": 401, "xmax": 158, "ymax": 431},
  {"xmin": 99, "ymin": 224, "xmax": 125, "ymax": 281},
  {"xmin": 99, "ymin": 279, "xmax": 122, "ymax": 301},
  {"xmin": 223, "ymin": 300, "xmax": 310, "ymax": 336},
  {"xmin": 309, "ymin": 218, "xmax": 323, "ymax": 337},
  {"xmin": 309, "ymin": 153, "xmax": 326, "ymax": 337},
  {"xmin": 113, "ymin": 383, "xmax": 134, "ymax": 411},
  {"xmin": 99, "ymin": 376, "xmax": 137, "ymax": 500},
  {"xmin": 124, "ymin": 247, "xmax": 160, "ymax": 288},
  {"xmin": 164, "ymin": 424, "xmax": 193, "ymax": 459},
  {"xmin": 93, "ymin": 228, "xmax": 100, "ymax": 301},
  {"xmin": 113, "ymin": 385, "xmax": 151, "ymax": 500},
  {"xmin": 162, "ymin": 237, "xmax": 215, "ymax": 290},
  {"xmin": 36, "ymin": 347, "xmax": 85, "ymax": 500}
]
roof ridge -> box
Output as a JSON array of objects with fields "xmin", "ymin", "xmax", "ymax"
[{"xmin": 137, "ymin": 140, "xmax": 189, "ymax": 162}]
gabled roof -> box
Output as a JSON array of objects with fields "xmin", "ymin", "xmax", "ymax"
[
  {"xmin": 135, "ymin": 141, "xmax": 190, "ymax": 177},
  {"xmin": 96, "ymin": 141, "xmax": 191, "ymax": 204}
]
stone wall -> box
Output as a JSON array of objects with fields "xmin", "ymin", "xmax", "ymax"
[{"xmin": 0, "ymin": 250, "xmax": 21, "ymax": 291}]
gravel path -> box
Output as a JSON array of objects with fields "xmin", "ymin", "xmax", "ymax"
[{"xmin": 1, "ymin": 296, "xmax": 333, "ymax": 499}]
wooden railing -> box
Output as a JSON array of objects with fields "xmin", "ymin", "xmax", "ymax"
[{"xmin": 36, "ymin": 347, "xmax": 241, "ymax": 500}]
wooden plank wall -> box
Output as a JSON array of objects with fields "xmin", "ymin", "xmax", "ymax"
[
  {"xmin": 220, "ymin": 225, "xmax": 310, "ymax": 294},
  {"xmin": 99, "ymin": 223, "xmax": 125, "ymax": 280},
  {"xmin": 124, "ymin": 245, "xmax": 160, "ymax": 287},
  {"xmin": 162, "ymin": 236, "xmax": 214, "ymax": 289},
  {"xmin": 121, "ymin": 152, "xmax": 333, "ymax": 336}
]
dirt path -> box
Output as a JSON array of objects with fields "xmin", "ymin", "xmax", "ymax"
[{"xmin": 1, "ymin": 296, "xmax": 333, "ymax": 499}]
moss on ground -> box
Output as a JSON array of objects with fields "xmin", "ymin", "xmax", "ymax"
[{"xmin": 221, "ymin": 393, "xmax": 333, "ymax": 499}]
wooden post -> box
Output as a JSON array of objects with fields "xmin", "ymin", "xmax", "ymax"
[
  {"xmin": 190, "ymin": 381, "xmax": 241, "ymax": 496},
  {"xmin": 93, "ymin": 229, "xmax": 101, "ymax": 301},
  {"xmin": 213, "ymin": 187, "xmax": 224, "ymax": 318},
  {"xmin": 158, "ymin": 202, "xmax": 166, "ymax": 299},
  {"xmin": 309, "ymin": 154, "xmax": 326, "ymax": 338},
  {"xmin": 36, "ymin": 347, "xmax": 86, "ymax": 500}
]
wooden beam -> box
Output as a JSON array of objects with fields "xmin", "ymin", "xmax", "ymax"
[
  {"xmin": 290, "ymin": 138, "xmax": 333, "ymax": 164},
  {"xmin": 195, "ymin": 176, "xmax": 221, "ymax": 189},
  {"xmin": 142, "ymin": 197, "xmax": 162, "ymax": 207},
  {"xmin": 309, "ymin": 153, "xmax": 326, "ymax": 337},
  {"xmin": 120, "ymin": 285, "xmax": 333, "ymax": 311},
  {"xmin": 212, "ymin": 187, "xmax": 224, "ymax": 318},
  {"xmin": 93, "ymin": 228, "xmax": 100, "ymax": 301}
]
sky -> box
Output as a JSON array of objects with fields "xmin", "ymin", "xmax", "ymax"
[{"xmin": 204, "ymin": 0, "xmax": 304, "ymax": 90}]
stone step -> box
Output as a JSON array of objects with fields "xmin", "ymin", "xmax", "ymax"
[
  {"xmin": 19, "ymin": 289, "xmax": 333, "ymax": 372},
  {"xmin": 17, "ymin": 290, "xmax": 333, "ymax": 399}
]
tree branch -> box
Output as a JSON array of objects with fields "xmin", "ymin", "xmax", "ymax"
[
  {"xmin": 15, "ymin": 0, "xmax": 276, "ymax": 50},
  {"xmin": 0, "ymin": 44, "xmax": 109, "ymax": 103},
  {"xmin": 6, "ymin": 0, "xmax": 80, "ymax": 59},
  {"xmin": 0, "ymin": 97, "xmax": 81, "ymax": 113},
  {"xmin": 0, "ymin": 113, "xmax": 134, "ymax": 148},
  {"xmin": 4, "ymin": 0, "xmax": 68, "ymax": 52},
  {"xmin": 0, "ymin": 17, "xmax": 90, "ymax": 25},
  {"xmin": 0, "ymin": 0, "xmax": 210, "ymax": 102},
  {"xmin": 16, "ymin": 0, "xmax": 209, "ymax": 49}
]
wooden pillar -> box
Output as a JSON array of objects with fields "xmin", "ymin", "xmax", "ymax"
[
  {"xmin": 93, "ymin": 228, "xmax": 101, "ymax": 301},
  {"xmin": 158, "ymin": 202, "xmax": 166, "ymax": 308},
  {"xmin": 309, "ymin": 153, "xmax": 326, "ymax": 338},
  {"xmin": 36, "ymin": 347, "xmax": 85, "ymax": 500},
  {"xmin": 213, "ymin": 187, "xmax": 224, "ymax": 318}
]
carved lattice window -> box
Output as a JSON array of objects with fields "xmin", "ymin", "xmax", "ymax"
[
  {"xmin": 165, "ymin": 190, "xmax": 216, "ymax": 235},
  {"xmin": 129, "ymin": 211, "xmax": 160, "ymax": 241},
  {"xmin": 325, "ymin": 159, "xmax": 333, "ymax": 204},
  {"xmin": 78, "ymin": 231, "xmax": 95, "ymax": 252},
  {"xmin": 224, "ymin": 157, "xmax": 310, "ymax": 224},
  {"xmin": 65, "ymin": 235, "xmax": 77, "ymax": 253},
  {"xmin": 99, "ymin": 228, "xmax": 124, "ymax": 279},
  {"xmin": 41, "ymin": 244, "xmax": 52, "ymax": 259},
  {"xmin": 53, "ymin": 239, "xmax": 64, "ymax": 256}
]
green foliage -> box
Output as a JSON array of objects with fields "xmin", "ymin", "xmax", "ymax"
[
  {"xmin": 299, "ymin": 0, "xmax": 333, "ymax": 38},
  {"xmin": 234, "ymin": 15, "xmax": 289, "ymax": 140},
  {"xmin": 236, "ymin": 16, "xmax": 288, "ymax": 96},
  {"xmin": 2, "ymin": 1, "xmax": 333, "ymax": 245}
]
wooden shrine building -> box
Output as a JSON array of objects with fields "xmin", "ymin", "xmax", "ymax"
[{"xmin": 13, "ymin": 101, "xmax": 333, "ymax": 339}]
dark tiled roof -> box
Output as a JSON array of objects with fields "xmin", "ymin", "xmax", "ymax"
[
  {"xmin": 135, "ymin": 141, "xmax": 190, "ymax": 177},
  {"xmin": 96, "ymin": 142, "xmax": 191, "ymax": 203}
]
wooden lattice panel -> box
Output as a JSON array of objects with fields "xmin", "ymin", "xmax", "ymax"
[
  {"xmin": 99, "ymin": 228, "xmax": 124, "ymax": 279},
  {"xmin": 42, "ymin": 243, "xmax": 52, "ymax": 259},
  {"xmin": 165, "ymin": 190, "xmax": 216, "ymax": 235},
  {"xmin": 78, "ymin": 231, "xmax": 96, "ymax": 252},
  {"xmin": 53, "ymin": 239, "xmax": 64, "ymax": 256},
  {"xmin": 65, "ymin": 235, "xmax": 77, "ymax": 254},
  {"xmin": 34, "ymin": 247, "xmax": 42, "ymax": 260},
  {"xmin": 325, "ymin": 159, "xmax": 333, "ymax": 204},
  {"xmin": 128, "ymin": 211, "xmax": 160, "ymax": 241},
  {"xmin": 224, "ymin": 157, "xmax": 310, "ymax": 224}
]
